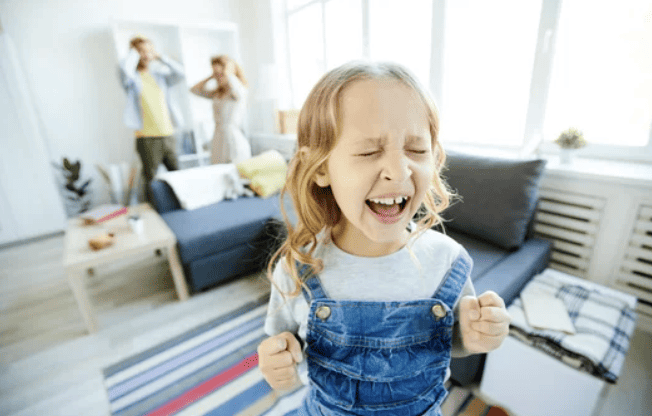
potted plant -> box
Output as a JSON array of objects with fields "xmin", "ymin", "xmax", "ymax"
[
  {"xmin": 554, "ymin": 127, "xmax": 587, "ymax": 164},
  {"xmin": 52, "ymin": 157, "xmax": 92, "ymax": 217}
]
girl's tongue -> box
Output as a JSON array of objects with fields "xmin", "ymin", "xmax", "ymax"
[{"xmin": 367, "ymin": 201, "xmax": 401, "ymax": 217}]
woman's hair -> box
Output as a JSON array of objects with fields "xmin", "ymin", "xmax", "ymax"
[
  {"xmin": 129, "ymin": 36, "xmax": 149, "ymax": 50},
  {"xmin": 129, "ymin": 36, "xmax": 151, "ymax": 70},
  {"xmin": 211, "ymin": 55, "xmax": 248, "ymax": 98},
  {"xmin": 268, "ymin": 60, "xmax": 452, "ymax": 298}
]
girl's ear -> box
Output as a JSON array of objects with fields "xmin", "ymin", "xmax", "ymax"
[{"xmin": 300, "ymin": 146, "xmax": 330, "ymax": 188}]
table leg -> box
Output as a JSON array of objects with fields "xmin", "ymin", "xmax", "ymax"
[
  {"xmin": 66, "ymin": 269, "xmax": 97, "ymax": 333},
  {"xmin": 167, "ymin": 244, "xmax": 189, "ymax": 301}
]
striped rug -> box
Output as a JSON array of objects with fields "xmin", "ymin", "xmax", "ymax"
[{"xmin": 102, "ymin": 295, "xmax": 507, "ymax": 416}]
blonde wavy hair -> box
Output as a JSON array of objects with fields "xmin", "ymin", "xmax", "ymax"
[
  {"xmin": 268, "ymin": 61, "xmax": 452, "ymax": 298},
  {"xmin": 211, "ymin": 55, "xmax": 248, "ymax": 98}
]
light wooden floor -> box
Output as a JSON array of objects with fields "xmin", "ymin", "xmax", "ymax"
[{"xmin": 1, "ymin": 234, "xmax": 650, "ymax": 415}]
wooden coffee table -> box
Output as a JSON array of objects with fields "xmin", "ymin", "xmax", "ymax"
[{"xmin": 63, "ymin": 203, "xmax": 189, "ymax": 333}]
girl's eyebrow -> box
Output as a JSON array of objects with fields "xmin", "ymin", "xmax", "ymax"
[
  {"xmin": 353, "ymin": 135, "xmax": 428, "ymax": 147},
  {"xmin": 406, "ymin": 135, "xmax": 427, "ymax": 144},
  {"xmin": 355, "ymin": 137, "xmax": 383, "ymax": 147}
]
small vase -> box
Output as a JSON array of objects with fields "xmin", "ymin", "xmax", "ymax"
[{"xmin": 560, "ymin": 148, "xmax": 574, "ymax": 164}]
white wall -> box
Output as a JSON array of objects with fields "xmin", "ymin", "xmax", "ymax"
[
  {"xmin": 0, "ymin": 0, "xmax": 242, "ymax": 207},
  {"xmin": 231, "ymin": 0, "xmax": 286, "ymax": 134},
  {"xmin": 0, "ymin": 30, "xmax": 68, "ymax": 243}
]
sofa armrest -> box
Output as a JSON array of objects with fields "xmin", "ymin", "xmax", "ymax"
[{"xmin": 150, "ymin": 180, "xmax": 182, "ymax": 213}]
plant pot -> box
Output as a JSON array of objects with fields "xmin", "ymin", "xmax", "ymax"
[{"xmin": 560, "ymin": 149, "xmax": 575, "ymax": 164}]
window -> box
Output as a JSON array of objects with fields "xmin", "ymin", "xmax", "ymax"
[
  {"xmin": 284, "ymin": 0, "xmax": 430, "ymax": 108},
  {"xmin": 440, "ymin": 0, "xmax": 542, "ymax": 148},
  {"xmin": 543, "ymin": 0, "xmax": 652, "ymax": 149},
  {"xmin": 287, "ymin": 2, "xmax": 324, "ymax": 108},
  {"xmin": 280, "ymin": 0, "xmax": 652, "ymax": 161},
  {"xmin": 369, "ymin": 0, "xmax": 432, "ymax": 86},
  {"xmin": 325, "ymin": 0, "xmax": 363, "ymax": 70},
  {"xmin": 285, "ymin": 0, "xmax": 362, "ymax": 107}
]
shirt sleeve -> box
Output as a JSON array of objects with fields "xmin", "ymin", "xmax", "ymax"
[
  {"xmin": 117, "ymin": 48, "xmax": 141, "ymax": 91},
  {"xmin": 158, "ymin": 55, "xmax": 186, "ymax": 86},
  {"xmin": 451, "ymin": 246, "xmax": 477, "ymax": 357},
  {"xmin": 451, "ymin": 276, "xmax": 476, "ymax": 357},
  {"xmin": 264, "ymin": 262, "xmax": 301, "ymax": 337},
  {"xmin": 190, "ymin": 80, "xmax": 215, "ymax": 99},
  {"xmin": 225, "ymin": 73, "xmax": 247, "ymax": 101}
]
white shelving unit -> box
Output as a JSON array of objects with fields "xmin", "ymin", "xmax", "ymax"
[{"xmin": 110, "ymin": 19, "xmax": 241, "ymax": 169}]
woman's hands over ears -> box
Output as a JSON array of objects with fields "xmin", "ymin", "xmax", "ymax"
[
  {"xmin": 258, "ymin": 332, "xmax": 304, "ymax": 391},
  {"xmin": 459, "ymin": 291, "xmax": 511, "ymax": 354}
]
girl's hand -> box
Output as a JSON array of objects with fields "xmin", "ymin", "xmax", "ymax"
[
  {"xmin": 258, "ymin": 332, "xmax": 304, "ymax": 391},
  {"xmin": 458, "ymin": 291, "xmax": 511, "ymax": 354}
]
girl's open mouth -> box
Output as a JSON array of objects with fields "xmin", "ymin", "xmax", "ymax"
[{"xmin": 365, "ymin": 196, "xmax": 410, "ymax": 224}]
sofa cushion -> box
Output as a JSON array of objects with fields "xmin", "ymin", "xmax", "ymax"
[
  {"xmin": 445, "ymin": 229, "xmax": 510, "ymax": 281},
  {"xmin": 442, "ymin": 151, "xmax": 546, "ymax": 250},
  {"xmin": 236, "ymin": 149, "xmax": 287, "ymax": 178},
  {"xmin": 150, "ymin": 180, "xmax": 182, "ymax": 213},
  {"xmin": 160, "ymin": 196, "xmax": 280, "ymax": 264}
]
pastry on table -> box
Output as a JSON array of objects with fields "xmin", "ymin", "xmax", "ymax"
[{"xmin": 88, "ymin": 233, "xmax": 115, "ymax": 250}]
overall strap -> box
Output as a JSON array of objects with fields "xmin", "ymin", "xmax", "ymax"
[
  {"xmin": 433, "ymin": 248, "xmax": 473, "ymax": 311},
  {"xmin": 297, "ymin": 262, "xmax": 328, "ymax": 302}
]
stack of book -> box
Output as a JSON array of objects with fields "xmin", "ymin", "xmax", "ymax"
[{"xmin": 80, "ymin": 204, "xmax": 127, "ymax": 225}]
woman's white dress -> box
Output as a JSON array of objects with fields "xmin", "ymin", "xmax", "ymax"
[{"xmin": 211, "ymin": 74, "xmax": 251, "ymax": 164}]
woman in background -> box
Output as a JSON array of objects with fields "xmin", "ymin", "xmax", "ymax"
[{"xmin": 190, "ymin": 55, "xmax": 251, "ymax": 164}]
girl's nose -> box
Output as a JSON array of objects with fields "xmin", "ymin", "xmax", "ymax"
[{"xmin": 380, "ymin": 151, "xmax": 411, "ymax": 182}]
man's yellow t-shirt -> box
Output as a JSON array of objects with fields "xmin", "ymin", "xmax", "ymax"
[{"xmin": 136, "ymin": 71, "xmax": 175, "ymax": 138}]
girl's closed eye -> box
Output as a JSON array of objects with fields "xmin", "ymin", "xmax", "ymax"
[
  {"xmin": 356, "ymin": 149, "xmax": 381, "ymax": 157},
  {"xmin": 405, "ymin": 137, "xmax": 430, "ymax": 155}
]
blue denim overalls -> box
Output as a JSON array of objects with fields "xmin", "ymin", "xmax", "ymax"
[{"xmin": 298, "ymin": 250, "xmax": 473, "ymax": 416}]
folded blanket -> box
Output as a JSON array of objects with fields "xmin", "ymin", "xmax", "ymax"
[
  {"xmin": 156, "ymin": 164, "xmax": 253, "ymax": 210},
  {"xmin": 509, "ymin": 269, "xmax": 637, "ymax": 383}
]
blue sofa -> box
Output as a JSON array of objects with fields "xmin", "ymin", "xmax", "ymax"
[
  {"xmin": 150, "ymin": 180, "xmax": 290, "ymax": 292},
  {"xmin": 150, "ymin": 151, "xmax": 551, "ymax": 386},
  {"xmin": 441, "ymin": 151, "xmax": 552, "ymax": 386}
]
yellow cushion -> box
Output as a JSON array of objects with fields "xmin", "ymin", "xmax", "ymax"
[
  {"xmin": 236, "ymin": 150, "xmax": 288, "ymax": 197},
  {"xmin": 236, "ymin": 150, "xmax": 287, "ymax": 179},
  {"xmin": 250, "ymin": 171, "xmax": 287, "ymax": 198}
]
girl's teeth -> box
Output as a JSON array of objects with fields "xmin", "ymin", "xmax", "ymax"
[{"xmin": 369, "ymin": 196, "xmax": 407, "ymax": 205}]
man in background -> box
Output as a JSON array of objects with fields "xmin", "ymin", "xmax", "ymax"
[{"xmin": 118, "ymin": 36, "xmax": 185, "ymax": 203}]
